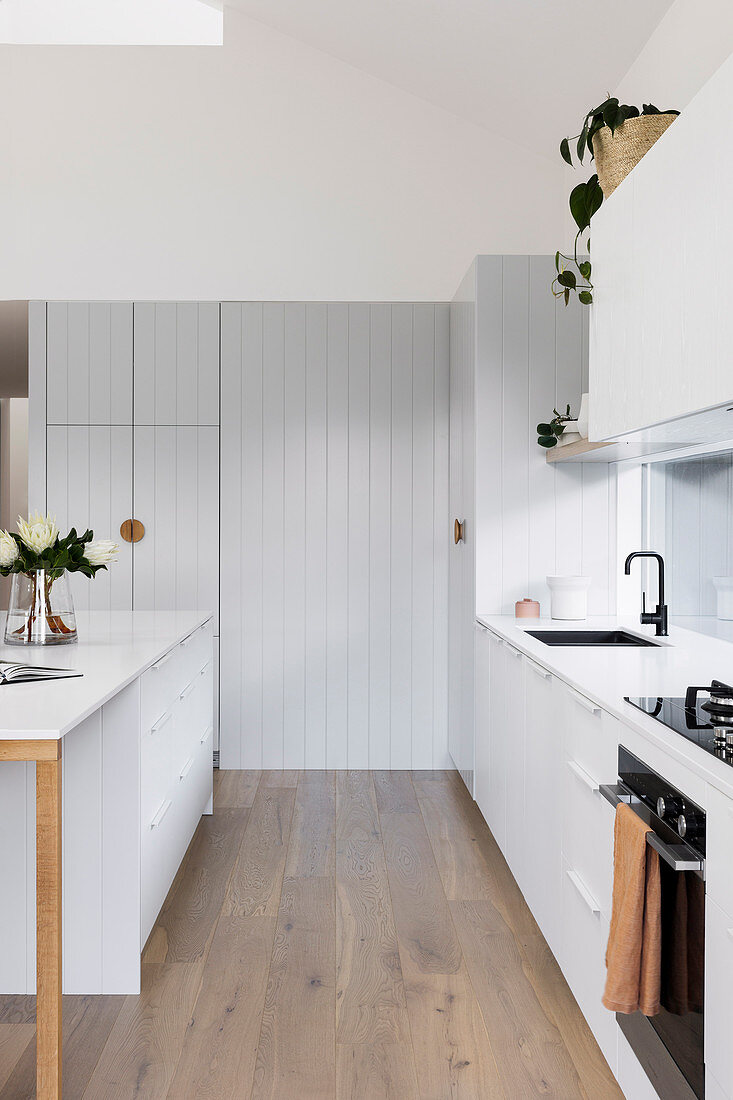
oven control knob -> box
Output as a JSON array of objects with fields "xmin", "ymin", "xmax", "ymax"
[
  {"xmin": 656, "ymin": 795, "xmax": 683, "ymax": 821},
  {"xmin": 677, "ymin": 812, "xmax": 703, "ymax": 840}
]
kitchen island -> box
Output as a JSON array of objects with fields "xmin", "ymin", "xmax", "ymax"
[{"xmin": 0, "ymin": 610, "xmax": 214, "ymax": 1100}]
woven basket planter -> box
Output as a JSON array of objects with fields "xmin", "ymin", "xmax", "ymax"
[{"xmin": 592, "ymin": 113, "xmax": 677, "ymax": 196}]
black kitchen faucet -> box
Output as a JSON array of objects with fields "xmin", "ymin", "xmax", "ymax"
[{"xmin": 624, "ymin": 551, "xmax": 668, "ymax": 637}]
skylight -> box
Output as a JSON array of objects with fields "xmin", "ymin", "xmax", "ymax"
[{"xmin": 0, "ymin": 0, "xmax": 223, "ymax": 45}]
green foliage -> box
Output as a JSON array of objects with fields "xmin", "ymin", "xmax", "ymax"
[
  {"xmin": 537, "ymin": 406, "xmax": 574, "ymax": 449},
  {"xmin": 553, "ymin": 98, "xmax": 678, "ymax": 307},
  {"xmin": 0, "ymin": 528, "xmax": 107, "ymax": 580}
]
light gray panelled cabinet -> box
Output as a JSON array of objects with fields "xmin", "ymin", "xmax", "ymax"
[
  {"xmin": 450, "ymin": 256, "xmax": 604, "ymax": 798},
  {"xmin": 219, "ymin": 302, "xmax": 450, "ymax": 771},
  {"xmin": 33, "ymin": 301, "xmax": 221, "ymax": 744}
]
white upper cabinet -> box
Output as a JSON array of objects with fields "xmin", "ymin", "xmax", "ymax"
[
  {"xmin": 133, "ymin": 302, "xmax": 220, "ymax": 425},
  {"xmin": 47, "ymin": 302, "xmax": 133, "ymax": 425},
  {"xmin": 590, "ymin": 54, "xmax": 733, "ymax": 442}
]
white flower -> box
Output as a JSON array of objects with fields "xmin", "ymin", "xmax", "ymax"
[
  {"xmin": 0, "ymin": 530, "xmax": 19, "ymax": 568},
  {"xmin": 17, "ymin": 512, "xmax": 58, "ymax": 554},
  {"xmin": 85, "ymin": 539, "xmax": 119, "ymax": 567}
]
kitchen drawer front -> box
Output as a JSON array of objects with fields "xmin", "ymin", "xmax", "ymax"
[
  {"xmin": 704, "ymin": 783, "xmax": 733, "ymax": 920},
  {"xmin": 563, "ymin": 687, "xmax": 617, "ymax": 785},
  {"xmin": 560, "ymin": 855, "xmax": 617, "ymax": 1073},
  {"xmin": 140, "ymin": 707, "xmax": 175, "ymax": 830},
  {"xmin": 562, "ymin": 752, "xmax": 615, "ymax": 921},
  {"xmin": 140, "ymin": 789, "xmax": 176, "ymax": 945},
  {"xmin": 705, "ymin": 896, "xmax": 733, "ymax": 1097},
  {"xmin": 179, "ymin": 619, "xmax": 213, "ymax": 693},
  {"xmin": 140, "ymin": 644, "xmax": 185, "ymax": 733},
  {"xmin": 171, "ymin": 726, "xmax": 213, "ymax": 869}
]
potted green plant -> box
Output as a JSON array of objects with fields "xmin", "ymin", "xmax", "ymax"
[
  {"xmin": 537, "ymin": 406, "xmax": 578, "ymax": 449},
  {"xmin": 553, "ymin": 98, "xmax": 679, "ymax": 305}
]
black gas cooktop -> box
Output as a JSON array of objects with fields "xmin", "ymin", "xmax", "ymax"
[{"xmin": 626, "ymin": 679, "xmax": 733, "ymax": 767}]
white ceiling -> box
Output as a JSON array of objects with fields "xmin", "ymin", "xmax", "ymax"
[
  {"xmin": 0, "ymin": 0, "xmax": 222, "ymax": 45},
  {"xmin": 225, "ymin": 0, "xmax": 674, "ymax": 160}
]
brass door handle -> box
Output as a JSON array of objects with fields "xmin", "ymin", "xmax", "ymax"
[
  {"xmin": 454, "ymin": 519, "xmax": 465, "ymax": 545},
  {"xmin": 120, "ymin": 519, "xmax": 145, "ymax": 544}
]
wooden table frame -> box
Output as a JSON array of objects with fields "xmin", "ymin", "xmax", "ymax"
[{"xmin": 0, "ymin": 739, "xmax": 62, "ymax": 1099}]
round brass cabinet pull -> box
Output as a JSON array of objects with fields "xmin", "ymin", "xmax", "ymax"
[
  {"xmin": 120, "ymin": 519, "xmax": 145, "ymax": 544},
  {"xmin": 454, "ymin": 519, "xmax": 465, "ymax": 545}
]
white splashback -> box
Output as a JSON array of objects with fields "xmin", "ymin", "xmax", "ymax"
[
  {"xmin": 648, "ymin": 451, "xmax": 733, "ymax": 617},
  {"xmin": 471, "ymin": 255, "xmax": 614, "ymax": 618},
  {"xmin": 219, "ymin": 302, "xmax": 450, "ymax": 771}
]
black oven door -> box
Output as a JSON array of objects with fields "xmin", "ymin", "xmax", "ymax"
[{"xmin": 618, "ymin": 857, "xmax": 705, "ymax": 1100}]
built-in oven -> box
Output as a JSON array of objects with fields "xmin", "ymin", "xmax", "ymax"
[{"xmin": 601, "ymin": 747, "xmax": 706, "ymax": 1100}]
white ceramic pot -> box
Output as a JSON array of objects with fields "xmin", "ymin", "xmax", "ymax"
[
  {"xmin": 546, "ymin": 575, "xmax": 591, "ymax": 620},
  {"xmin": 577, "ymin": 393, "xmax": 589, "ymax": 439},
  {"xmin": 713, "ymin": 577, "xmax": 733, "ymax": 620}
]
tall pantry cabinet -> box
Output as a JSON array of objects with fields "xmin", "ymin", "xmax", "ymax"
[{"xmin": 29, "ymin": 301, "xmax": 221, "ymax": 745}]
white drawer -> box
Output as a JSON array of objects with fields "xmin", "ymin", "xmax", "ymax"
[
  {"xmin": 179, "ymin": 620, "xmax": 213, "ymax": 691},
  {"xmin": 562, "ymin": 753, "xmax": 615, "ymax": 920},
  {"xmin": 140, "ymin": 790, "xmax": 175, "ymax": 944},
  {"xmin": 170, "ymin": 727, "xmax": 213, "ymax": 879},
  {"xmin": 706, "ymin": 896, "xmax": 733, "ymax": 1097},
  {"xmin": 140, "ymin": 644, "xmax": 184, "ymax": 733},
  {"xmin": 563, "ymin": 688, "xmax": 617, "ymax": 785},
  {"xmin": 704, "ymin": 783, "xmax": 733, "ymax": 919},
  {"xmin": 140, "ymin": 707, "xmax": 174, "ymax": 829},
  {"xmin": 560, "ymin": 855, "xmax": 617, "ymax": 1073}
]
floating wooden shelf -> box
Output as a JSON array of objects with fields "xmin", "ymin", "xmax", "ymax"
[{"xmin": 544, "ymin": 438, "xmax": 657, "ymax": 463}]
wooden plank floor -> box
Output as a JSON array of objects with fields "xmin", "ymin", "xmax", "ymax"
[{"xmin": 0, "ymin": 770, "xmax": 623, "ymax": 1099}]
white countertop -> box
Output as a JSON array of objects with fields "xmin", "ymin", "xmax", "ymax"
[
  {"xmin": 0, "ymin": 610, "xmax": 211, "ymax": 740},
  {"xmin": 476, "ymin": 613, "xmax": 733, "ymax": 797}
]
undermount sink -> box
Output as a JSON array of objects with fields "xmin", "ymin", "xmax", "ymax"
[{"xmin": 526, "ymin": 629, "xmax": 662, "ymax": 648}]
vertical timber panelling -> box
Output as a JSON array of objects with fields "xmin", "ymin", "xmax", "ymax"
[
  {"xmin": 470, "ymin": 256, "xmax": 612, "ymax": 618},
  {"xmin": 219, "ymin": 303, "xmax": 450, "ymax": 771},
  {"xmin": 46, "ymin": 425, "xmax": 133, "ymax": 611},
  {"xmin": 46, "ymin": 303, "xmax": 133, "ymax": 426},
  {"xmin": 133, "ymin": 302, "xmax": 219, "ymax": 425}
]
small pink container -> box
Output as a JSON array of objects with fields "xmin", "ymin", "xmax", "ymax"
[{"xmin": 515, "ymin": 598, "xmax": 540, "ymax": 619}]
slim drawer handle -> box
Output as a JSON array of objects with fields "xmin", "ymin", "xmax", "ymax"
[
  {"xmin": 152, "ymin": 650, "xmax": 174, "ymax": 672},
  {"xmin": 180, "ymin": 756, "xmax": 195, "ymax": 780},
  {"xmin": 181, "ymin": 624, "xmax": 205, "ymax": 648},
  {"xmin": 150, "ymin": 799, "xmax": 172, "ymax": 828},
  {"xmin": 179, "ymin": 681, "xmax": 196, "ymax": 702},
  {"xmin": 566, "ymin": 868, "xmax": 601, "ymax": 916},
  {"xmin": 569, "ymin": 690, "xmax": 601, "ymax": 716},
  {"xmin": 503, "ymin": 642, "xmax": 522, "ymax": 658},
  {"xmin": 567, "ymin": 759, "xmax": 600, "ymax": 793},
  {"xmin": 151, "ymin": 710, "xmax": 172, "ymax": 734},
  {"xmin": 200, "ymin": 725, "xmax": 213, "ymax": 745},
  {"xmin": 199, "ymin": 661, "xmax": 211, "ymax": 677},
  {"xmin": 489, "ymin": 633, "xmax": 503, "ymax": 646},
  {"xmin": 727, "ymin": 928, "xmax": 733, "ymax": 940},
  {"xmin": 527, "ymin": 661, "xmax": 552, "ymax": 681}
]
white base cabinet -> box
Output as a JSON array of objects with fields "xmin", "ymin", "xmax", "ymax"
[
  {"xmin": 0, "ymin": 618, "xmax": 214, "ymax": 996},
  {"xmin": 475, "ymin": 623, "xmax": 733, "ymax": 1099}
]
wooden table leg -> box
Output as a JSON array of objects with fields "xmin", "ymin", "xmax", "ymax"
[{"xmin": 36, "ymin": 752, "xmax": 62, "ymax": 1099}]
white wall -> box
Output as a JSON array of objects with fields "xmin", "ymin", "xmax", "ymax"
[
  {"xmin": 471, "ymin": 256, "xmax": 614, "ymax": 619},
  {"xmin": 617, "ymin": 0, "xmax": 733, "ymax": 109},
  {"xmin": 0, "ymin": 9, "xmax": 567, "ymax": 302}
]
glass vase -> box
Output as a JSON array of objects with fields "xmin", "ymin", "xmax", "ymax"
[{"xmin": 4, "ymin": 570, "xmax": 78, "ymax": 646}]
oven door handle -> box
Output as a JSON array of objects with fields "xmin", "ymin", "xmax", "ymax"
[{"xmin": 599, "ymin": 784, "xmax": 705, "ymax": 875}]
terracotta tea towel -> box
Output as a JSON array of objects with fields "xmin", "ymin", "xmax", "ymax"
[{"xmin": 602, "ymin": 802, "xmax": 662, "ymax": 1016}]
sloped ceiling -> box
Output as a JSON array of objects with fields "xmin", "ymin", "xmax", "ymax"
[{"xmin": 225, "ymin": 0, "xmax": 674, "ymax": 159}]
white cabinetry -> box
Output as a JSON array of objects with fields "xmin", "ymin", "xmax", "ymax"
[
  {"xmin": 36, "ymin": 302, "xmax": 221, "ymax": 751},
  {"xmin": 590, "ymin": 54, "xmax": 733, "ymax": 442},
  {"xmin": 523, "ymin": 657, "xmax": 562, "ymax": 955},
  {"xmin": 485, "ymin": 631, "xmax": 508, "ymax": 849},
  {"xmin": 473, "ymin": 623, "xmax": 491, "ymax": 821}
]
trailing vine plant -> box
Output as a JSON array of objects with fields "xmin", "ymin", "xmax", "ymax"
[{"xmin": 552, "ymin": 98, "xmax": 679, "ymax": 306}]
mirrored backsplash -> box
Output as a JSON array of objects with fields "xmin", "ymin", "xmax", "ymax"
[{"xmin": 644, "ymin": 450, "xmax": 733, "ymax": 618}]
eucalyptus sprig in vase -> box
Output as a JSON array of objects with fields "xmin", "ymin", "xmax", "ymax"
[{"xmin": 0, "ymin": 513, "xmax": 118, "ymax": 645}]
